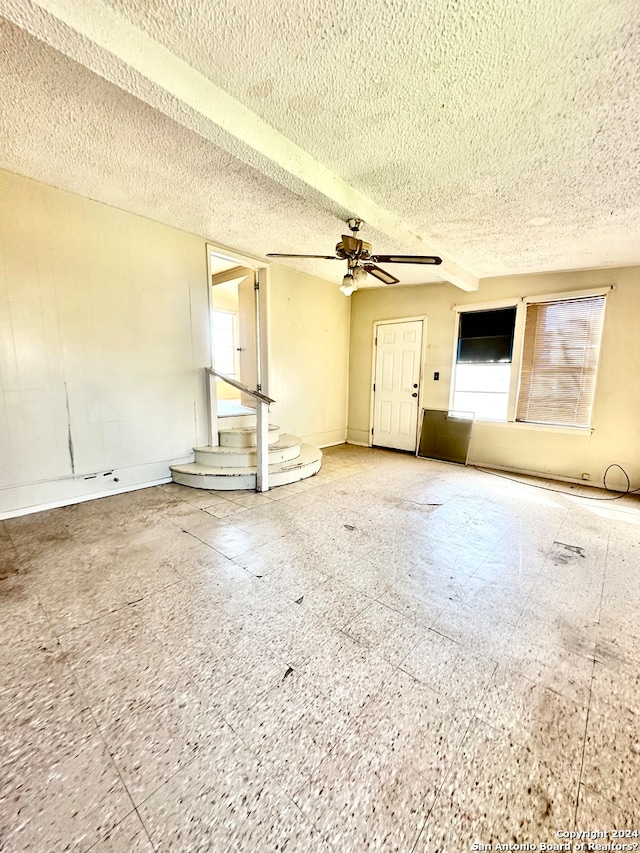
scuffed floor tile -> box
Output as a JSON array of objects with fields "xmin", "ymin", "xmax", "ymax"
[{"xmin": 5, "ymin": 445, "xmax": 640, "ymax": 852}]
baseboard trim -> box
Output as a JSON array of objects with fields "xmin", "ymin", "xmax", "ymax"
[
  {"xmin": 469, "ymin": 461, "xmax": 605, "ymax": 490},
  {"xmin": 0, "ymin": 478, "xmax": 172, "ymax": 520}
]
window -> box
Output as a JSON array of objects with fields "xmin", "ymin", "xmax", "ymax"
[
  {"xmin": 211, "ymin": 310, "xmax": 239, "ymax": 377},
  {"xmin": 452, "ymin": 307, "xmax": 516, "ymax": 420},
  {"xmin": 451, "ymin": 293, "xmax": 607, "ymax": 428},
  {"xmin": 516, "ymin": 295, "xmax": 606, "ymax": 428}
]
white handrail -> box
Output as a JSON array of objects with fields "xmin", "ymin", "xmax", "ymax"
[
  {"xmin": 205, "ymin": 367, "xmax": 274, "ymax": 404},
  {"xmin": 204, "ymin": 368, "xmax": 274, "ymax": 492}
]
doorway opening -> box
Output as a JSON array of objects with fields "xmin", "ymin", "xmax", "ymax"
[{"xmin": 206, "ymin": 247, "xmax": 268, "ymax": 416}]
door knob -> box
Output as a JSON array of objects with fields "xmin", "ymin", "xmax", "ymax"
[
  {"xmin": 412, "ymin": 392, "xmax": 418, "ymax": 398},
  {"xmin": 413, "ymin": 383, "xmax": 418, "ymax": 388}
]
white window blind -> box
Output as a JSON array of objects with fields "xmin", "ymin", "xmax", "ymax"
[{"xmin": 516, "ymin": 295, "xmax": 605, "ymax": 428}]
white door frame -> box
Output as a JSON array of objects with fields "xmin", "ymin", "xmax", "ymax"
[
  {"xmin": 206, "ymin": 244, "xmax": 270, "ymax": 396},
  {"xmin": 369, "ymin": 315, "xmax": 427, "ymax": 451}
]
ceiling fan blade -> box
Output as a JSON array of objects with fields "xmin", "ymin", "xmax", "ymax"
[
  {"xmin": 370, "ymin": 254, "xmax": 442, "ymax": 265},
  {"xmin": 266, "ymin": 253, "xmax": 339, "ymax": 259},
  {"xmin": 363, "ymin": 263, "xmax": 400, "ymax": 285}
]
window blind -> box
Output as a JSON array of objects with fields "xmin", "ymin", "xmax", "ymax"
[{"xmin": 516, "ymin": 296, "xmax": 605, "ymax": 427}]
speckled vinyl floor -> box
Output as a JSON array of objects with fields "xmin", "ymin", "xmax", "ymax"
[{"xmin": 2, "ymin": 445, "xmax": 639, "ymax": 852}]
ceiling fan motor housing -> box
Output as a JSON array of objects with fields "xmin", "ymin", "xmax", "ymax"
[{"xmin": 335, "ymin": 235, "xmax": 372, "ymax": 259}]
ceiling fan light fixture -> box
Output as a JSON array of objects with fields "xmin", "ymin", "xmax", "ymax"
[
  {"xmin": 352, "ymin": 265, "xmax": 368, "ymax": 285},
  {"xmin": 339, "ymin": 273, "xmax": 357, "ymax": 296}
]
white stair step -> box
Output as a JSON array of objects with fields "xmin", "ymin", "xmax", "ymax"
[
  {"xmin": 217, "ymin": 412, "xmax": 256, "ymax": 429},
  {"xmin": 170, "ymin": 444, "xmax": 322, "ymax": 491},
  {"xmin": 219, "ymin": 423, "xmax": 280, "ymax": 448},
  {"xmin": 269, "ymin": 445, "xmax": 322, "ymax": 487},
  {"xmin": 194, "ymin": 434, "xmax": 301, "ymax": 467}
]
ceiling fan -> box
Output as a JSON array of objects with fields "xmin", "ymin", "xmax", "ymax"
[{"xmin": 267, "ymin": 219, "xmax": 442, "ymax": 295}]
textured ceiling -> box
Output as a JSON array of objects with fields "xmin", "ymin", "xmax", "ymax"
[{"xmin": 1, "ymin": 0, "xmax": 639, "ymax": 291}]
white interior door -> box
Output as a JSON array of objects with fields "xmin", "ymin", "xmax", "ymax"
[{"xmin": 373, "ymin": 319, "xmax": 423, "ymax": 451}]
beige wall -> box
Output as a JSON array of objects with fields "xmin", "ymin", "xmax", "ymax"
[
  {"xmin": 8, "ymin": 165, "xmax": 633, "ymax": 511},
  {"xmin": 0, "ymin": 169, "xmax": 210, "ymax": 515},
  {"xmin": 347, "ymin": 267, "xmax": 640, "ymax": 490},
  {"xmin": 0, "ymin": 170, "xmax": 352, "ymax": 515},
  {"xmin": 267, "ymin": 264, "xmax": 350, "ymax": 447}
]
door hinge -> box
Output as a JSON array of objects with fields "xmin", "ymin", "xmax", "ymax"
[
  {"xmin": 373, "ymin": 383, "xmax": 375, "ymax": 392},
  {"xmin": 371, "ymin": 427, "xmax": 374, "ymax": 435}
]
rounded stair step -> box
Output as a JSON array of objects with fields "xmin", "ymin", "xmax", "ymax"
[
  {"xmin": 218, "ymin": 423, "xmax": 280, "ymax": 448},
  {"xmin": 193, "ymin": 434, "xmax": 301, "ymax": 467},
  {"xmin": 170, "ymin": 444, "xmax": 322, "ymax": 491}
]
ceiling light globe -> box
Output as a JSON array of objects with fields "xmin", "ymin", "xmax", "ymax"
[
  {"xmin": 353, "ymin": 266, "xmax": 367, "ymax": 285},
  {"xmin": 339, "ymin": 284, "xmax": 355, "ymax": 296},
  {"xmin": 340, "ymin": 273, "xmax": 357, "ymax": 296}
]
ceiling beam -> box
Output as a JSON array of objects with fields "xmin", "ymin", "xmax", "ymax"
[{"xmin": 9, "ymin": 0, "xmax": 479, "ymax": 291}]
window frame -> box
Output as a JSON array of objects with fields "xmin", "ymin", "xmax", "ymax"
[
  {"xmin": 450, "ymin": 287, "xmax": 611, "ymax": 429},
  {"xmin": 450, "ymin": 298, "xmax": 524, "ymax": 423}
]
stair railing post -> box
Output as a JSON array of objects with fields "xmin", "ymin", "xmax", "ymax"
[
  {"xmin": 256, "ymin": 398, "xmax": 269, "ymax": 492},
  {"xmin": 204, "ymin": 367, "xmax": 274, "ymax": 490}
]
